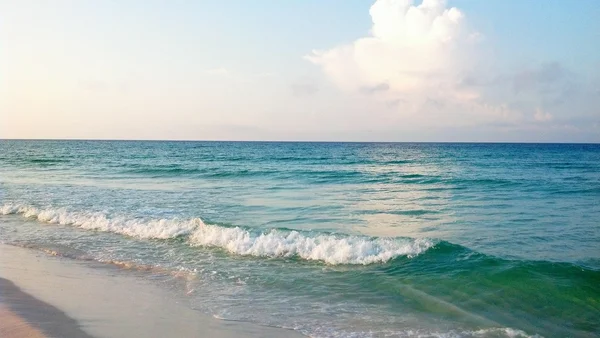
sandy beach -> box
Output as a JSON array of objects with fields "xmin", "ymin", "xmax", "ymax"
[{"xmin": 0, "ymin": 244, "xmax": 303, "ymax": 338}]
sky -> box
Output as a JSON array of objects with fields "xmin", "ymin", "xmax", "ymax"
[{"xmin": 1, "ymin": 0, "xmax": 599, "ymax": 142}]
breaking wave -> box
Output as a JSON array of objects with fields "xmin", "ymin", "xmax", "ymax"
[{"xmin": 1, "ymin": 203, "xmax": 434, "ymax": 265}]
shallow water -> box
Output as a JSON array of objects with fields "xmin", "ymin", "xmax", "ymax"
[{"xmin": 1, "ymin": 140, "xmax": 599, "ymax": 337}]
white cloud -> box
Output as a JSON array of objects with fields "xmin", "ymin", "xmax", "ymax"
[
  {"xmin": 304, "ymin": 0, "xmax": 600, "ymax": 140},
  {"xmin": 306, "ymin": 0, "xmax": 482, "ymax": 118}
]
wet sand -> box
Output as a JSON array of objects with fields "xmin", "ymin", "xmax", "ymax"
[{"xmin": 0, "ymin": 244, "xmax": 303, "ymax": 338}]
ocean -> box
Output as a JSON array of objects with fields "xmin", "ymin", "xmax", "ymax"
[{"xmin": 0, "ymin": 140, "xmax": 598, "ymax": 337}]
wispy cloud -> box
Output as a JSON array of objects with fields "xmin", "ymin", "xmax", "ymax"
[{"xmin": 513, "ymin": 62, "xmax": 566, "ymax": 93}]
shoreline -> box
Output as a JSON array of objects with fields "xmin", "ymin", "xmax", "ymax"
[{"xmin": 0, "ymin": 244, "xmax": 303, "ymax": 338}]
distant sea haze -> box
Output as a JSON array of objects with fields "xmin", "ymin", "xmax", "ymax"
[{"xmin": 1, "ymin": 140, "xmax": 599, "ymax": 337}]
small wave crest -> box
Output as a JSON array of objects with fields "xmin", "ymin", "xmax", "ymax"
[
  {"xmin": 0, "ymin": 204, "xmax": 198, "ymax": 239},
  {"xmin": 1, "ymin": 203, "xmax": 434, "ymax": 265},
  {"xmin": 466, "ymin": 327, "xmax": 540, "ymax": 338},
  {"xmin": 313, "ymin": 327, "xmax": 539, "ymax": 338}
]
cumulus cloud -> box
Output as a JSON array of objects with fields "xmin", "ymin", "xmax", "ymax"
[
  {"xmin": 305, "ymin": 0, "xmax": 600, "ymax": 139},
  {"xmin": 306, "ymin": 0, "xmax": 481, "ymax": 113}
]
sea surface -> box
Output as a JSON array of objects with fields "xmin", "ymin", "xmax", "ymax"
[{"xmin": 1, "ymin": 140, "xmax": 599, "ymax": 337}]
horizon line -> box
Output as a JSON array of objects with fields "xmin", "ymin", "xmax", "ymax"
[{"xmin": 1, "ymin": 138, "xmax": 599, "ymax": 145}]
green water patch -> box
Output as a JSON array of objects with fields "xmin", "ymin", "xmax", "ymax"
[{"xmin": 372, "ymin": 241, "xmax": 600, "ymax": 336}]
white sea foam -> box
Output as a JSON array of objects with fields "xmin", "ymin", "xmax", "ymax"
[
  {"xmin": 1, "ymin": 203, "xmax": 434, "ymax": 265},
  {"xmin": 1, "ymin": 204, "xmax": 198, "ymax": 239},
  {"xmin": 189, "ymin": 223, "xmax": 433, "ymax": 265},
  {"xmin": 467, "ymin": 327, "xmax": 540, "ymax": 338},
  {"xmin": 292, "ymin": 326, "xmax": 539, "ymax": 338}
]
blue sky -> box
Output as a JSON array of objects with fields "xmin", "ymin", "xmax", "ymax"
[{"xmin": 1, "ymin": 0, "xmax": 599, "ymax": 142}]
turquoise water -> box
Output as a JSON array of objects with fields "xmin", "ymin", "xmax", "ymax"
[{"xmin": 0, "ymin": 140, "xmax": 599, "ymax": 337}]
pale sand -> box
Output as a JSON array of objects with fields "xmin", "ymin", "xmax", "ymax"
[{"xmin": 0, "ymin": 244, "xmax": 304, "ymax": 338}]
